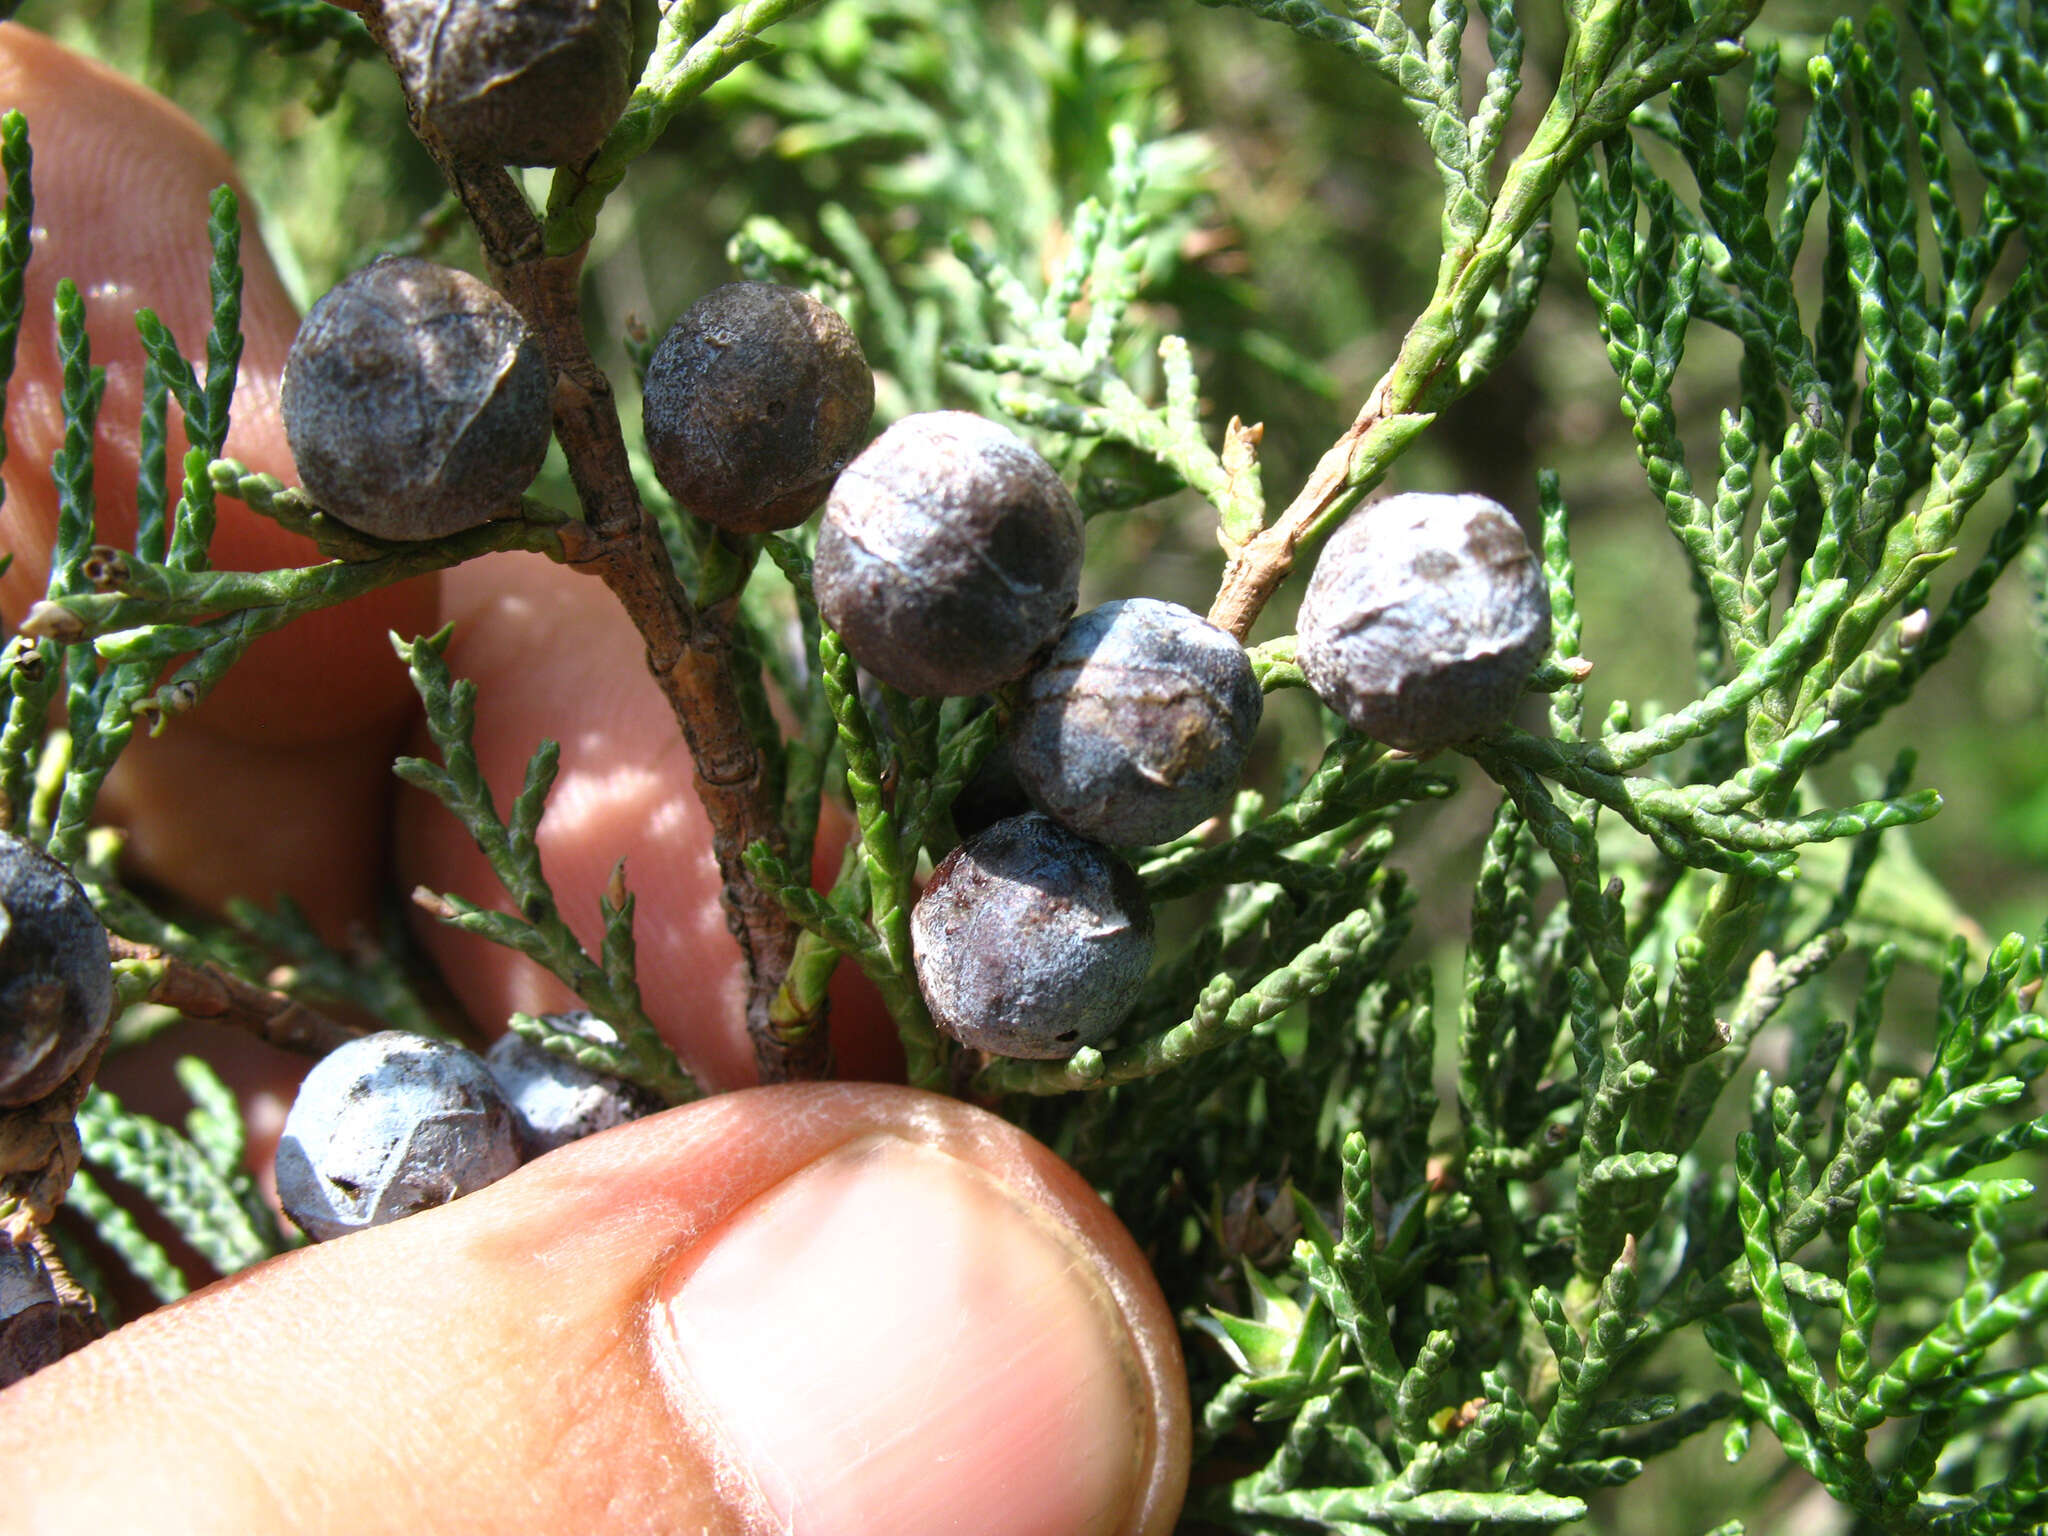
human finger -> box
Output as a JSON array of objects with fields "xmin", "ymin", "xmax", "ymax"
[{"xmin": 0, "ymin": 1083, "xmax": 1190, "ymax": 1536}]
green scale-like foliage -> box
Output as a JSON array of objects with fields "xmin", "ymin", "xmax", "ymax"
[{"xmin": 0, "ymin": 2, "xmax": 2045, "ymax": 1532}]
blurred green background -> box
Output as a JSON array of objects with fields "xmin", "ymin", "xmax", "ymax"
[{"xmin": 9, "ymin": 4, "xmax": 2043, "ymax": 1529}]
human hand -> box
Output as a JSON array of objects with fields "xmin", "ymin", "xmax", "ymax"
[{"xmin": 0, "ymin": 26, "xmax": 1191, "ymax": 1533}]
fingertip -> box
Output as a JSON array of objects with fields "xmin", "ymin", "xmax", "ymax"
[
  {"xmin": 655, "ymin": 1118, "xmax": 1185, "ymax": 1535},
  {"xmin": 0, "ymin": 1085, "xmax": 1189, "ymax": 1536}
]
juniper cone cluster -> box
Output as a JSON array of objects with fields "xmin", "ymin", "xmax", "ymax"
[
  {"xmin": 380, "ymin": 0, "xmax": 635, "ymax": 168},
  {"xmin": 0, "ymin": 832, "xmax": 112, "ymax": 1107},
  {"xmin": 642, "ymin": 281, "xmax": 876, "ymax": 532},
  {"xmin": 910, "ymin": 813, "xmax": 1155, "ymax": 1058},
  {"xmin": 14, "ymin": 0, "xmax": 2048, "ymax": 1526},
  {"xmin": 1297, "ymin": 492, "xmax": 1552, "ymax": 751},
  {"xmin": 894, "ymin": 483, "xmax": 1537, "ymax": 1056},
  {"xmin": 281, "ymin": 256, "xmax": 553, "ymax": 540}
]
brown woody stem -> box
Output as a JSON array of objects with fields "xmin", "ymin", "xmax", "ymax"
[
  {"xmin": 1206, "ymin": 371, "xmax": 1430, "ymax": 642},
  {"xmin": 0, "ymin": 1040, "xmax": 100, "ymax": 1224},
  {"xmin": 356, "ymin": 3, "xmax": 825, "ymax": 1082},
  {"xmin": 107, "ymin": 937, "xmax": 363, "ymax": 1057}
]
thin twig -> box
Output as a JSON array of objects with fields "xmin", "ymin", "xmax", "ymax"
[
  {"xmin": 1205, "ymin": 0, "xmax": 1764, "ymax": 640},
  {"xmin": 1207, "ymin": 368, "xmax": 1427, "ymax": 639},
  {"xmin": 350, "ymin": 1, "xmax": 823, "ymax": 1080},
  {"xmin": 109, "ymin": 936, "xmax": 363, "ymax": 1057}
]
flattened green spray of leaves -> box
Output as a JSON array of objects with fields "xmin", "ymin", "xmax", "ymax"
[
  {"xmin": 2, "ymin": 3, "xmax": 2047, "ymax": 1531},
  {"xmin": 1155, "ymin": 6, "xmax": 2048, "ymax": 1530}
]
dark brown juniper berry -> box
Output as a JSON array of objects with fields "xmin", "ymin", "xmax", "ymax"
[
  {"xmin": 281, "ymin": 256, "xmax": 553, "ymax": 542},
  {"xmin": 814, "ymin": 412, "xmax": 1084, "ymax": 698},
  {"xmin": 642, "ymin": 282, "xmax": 874, "ymax": 534},
  {"xmin": 379, "ymin": 0, "xmax": 636, "ymax": 168}
]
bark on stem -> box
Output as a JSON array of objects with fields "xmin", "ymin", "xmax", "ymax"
[
  {"xmin": 1207, "ymin": 359, "xmax": 1443, "ymax": 643},
  {"xmin": 355, "ymin": 2, "xmax": 827, "ymax": 1081},
  {"xmin": 108, "ymin": 937, "xmax": 364, "ymax": 1058},
  {"xmin": 1207, "ymin": 373, "xmax": 1401, "ymax": 642}
]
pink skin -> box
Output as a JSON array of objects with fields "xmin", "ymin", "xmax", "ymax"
[
  {"xmin": 1, "ymin": 1087, "xmax": 1192, "ymax": 1535},
  {"xmin": 405, "ymin": 552, "xmax": 903, "ymax": 1092},
  {"xmin": 0, "ymin": 25, "xmax": 1191, "ymax": 1535}
]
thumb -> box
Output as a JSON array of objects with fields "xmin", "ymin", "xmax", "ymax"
[{"xmin": 0, "ymin": 1085, "xmax": 1191, "ymax": 1536}]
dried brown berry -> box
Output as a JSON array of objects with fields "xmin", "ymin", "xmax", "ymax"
[
  {"xmin": 282, "ymin": 257, "xmax": 553, "ymax": 541},
  {"xmin": 381, "ymin": 0, "xmax": 635, "ymax": 168},
  {"xmin": 0, "ymin": 833, "xmax": 112, "ymax": 1109},
  {"xmin": 814, "ymin": 412, "xmax": 1084, "ymax": 697},
  {"xmin": 1297, "ymin": 492, "xmax": 1552, "ymax": 751},
  {"xmin": 642, "ymin": 283, "xmax": 874, "ymax": 533},
  {"xmin": 910, "ymin": 813, "xmax": 1153, "ymax": 1059}
]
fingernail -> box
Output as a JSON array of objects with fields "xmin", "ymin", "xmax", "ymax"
[{"xmin": 655, "ymin": 1134, "xmax": 1149, "ymax": 1536}]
